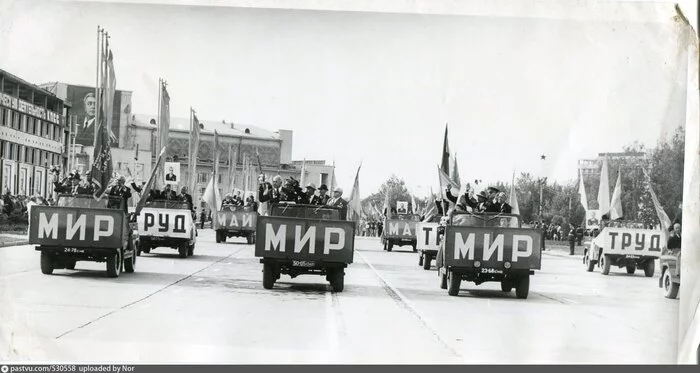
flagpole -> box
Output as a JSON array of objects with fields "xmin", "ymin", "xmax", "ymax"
[
  {"xmin": 156, "ymin": 78, "xmax": 162, "ymax": 170},
  {"xmin": 94, "ymin": 27, "xmax": 103, "ymax": 147}
]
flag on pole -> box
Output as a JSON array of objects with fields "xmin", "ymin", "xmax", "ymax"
[
  {"xmin": 202, "ymin": 173, "xmax": 222, "ymax": 225},
  {"xmin": 610, "ymin": 168, "xmax": 623, "ymax": 220},
  {"xmin": 348, "ymin": 163, "xmax": 362, "ymax": 221},
  {"xmin": 578, "ymin": 168, "xmax": 588, "ymax": 210},
  {"xmin": 438, "ymin": 166, "xmax": 459, "ymax": 198},
  {"xmin": 597, "ymin": 156, "xmax": 611, "ymax": 217},
  {"xmin": 228, "ymin": 144, "xmax": 236, "ymax": 194},
  {"xmin": 643, "ymin": 169, "xmax": 672, "ymax": 235},
  {"xmin": 91, "ymin": 50, "xmax": 115, "ymax": 199},
  {"xmin": 300, "ymin": 158, "xmax": 307, "ymax": 187},
  {"xmin": 103, "ymin": 50, "xmax": 117, "ymax": 146},
  {"xmin": 383, "ymin": 189, "xmax": 391, "ymax": 216},
  {"xmin": 450, "ymin": 152, "xmax": 461, "ymax": 189},
  {"xmin": 188, "ymin": 109, "xmax": 201, "ymax": 199},
  {"xmin": 411, "ymin": 194, "xmax": 417, "ymax": 214},
  {"xmin": 509, "ymin": 171, "xmax": 520, "ymax": 215},
  {"xmin": 154, "ymin": 81, "xmax": 170, "ymax": 191},
  {"xmin": 440, "ymin": 124, "xmax": 450, "ymax": 200},
  {"xmin": 330, "ymin": 160, "xmax": 336, "ymax": 191},
  {"xmin": 134, "ymin": 147, "xmax": 166, "ymax": 216}
]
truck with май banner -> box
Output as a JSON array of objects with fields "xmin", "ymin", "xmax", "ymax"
[
  {"xmin": 215, "ymin": 205, "xmax": 257, "ymax": 244},
  {"xmin": 382, "ymin": 213, "xmax": 420, "ymax": 252}
]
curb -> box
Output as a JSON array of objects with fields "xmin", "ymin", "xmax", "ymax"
[{"xmin": 0, "ymin": 240, "xmax": 28, "ymax": 248}]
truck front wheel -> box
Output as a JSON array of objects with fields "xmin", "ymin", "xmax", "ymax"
[
  {"xmin": 178, "ymin": 244, "xmax": 188, "ymax": 258},
  {"xmin": 329, "ymin": 268, "xmax": 345, "ymax": 292},
  {"xmin": 40, "ymin": 252, "xmax": 54, "ymax": 275},
  {"xmin": 387, "ymin": 242, "xmax": 393, "ymax": 252},
  {"xmin": 644, "ymin": 260, "xmax": 655, "ymax": 277},
  {"xmin": 423, "ymin": 254, "xmax": 432, "ymax": 270},
  {"xmin": 601, "ymin": 254, "xmax": 611, "ymax": 275},
  {"xmin": 106, "ymin": 250, "xmax": 122, "ymax": 278},
  {"xmin": 663, "ymin": 269, "xmax": 679, "ymax": 299},
  {"xmin": 124, "ymin": 250, "xmax": 136, "ymax": 273},
  {"xmin": 501, "ymin": 280, "xmax": 513, "ymax": 292},
  {"xmin": 585, "ymin": 256, "xmax": 595, "ymax": 272}
]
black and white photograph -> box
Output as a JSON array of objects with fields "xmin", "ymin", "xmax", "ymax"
[{"xmin": 0, "ymin": 0, "xmax": 698, "ymax": 367}]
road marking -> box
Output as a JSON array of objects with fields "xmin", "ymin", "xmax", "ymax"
[
  {"xmin": 356, "ymin": 250, "xmax": 464, "ymax": 360},
  {"xmin": 55, "ymin": 247, "xmax": 247, "ymax": 340},
  {"xmin": 324, "ymin": 291, "xmax": 340, "ymax": 352}
]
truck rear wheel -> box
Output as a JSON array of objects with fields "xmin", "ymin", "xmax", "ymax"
[
  {"xmin": 40, "ymin": 252, "xmax": 54, "ymax": 275},
  {"xmin": 187, "ymin": 244, "xmax": 194, "ymax": 257},
  {"xmin": 439, "ymin": 270, "xmax": 447, "ymax": 289},
  {"xmin": 515, "ymin": 276, "xmax": 530, "ymax": 299},
  {"xmin": 387, "ymin": 242, "xmax": 393, "ymax": 252},
  {"xmin": 262, "ymin": 263, "xmax": 275, "ymax": 289},
  {"xmin": 329, "ymin": 268, "xmax": 345, "ymax": 292},
  {"xmin": 246, "ymin": 234, "xmax": 254, "ymax": 244},
  {"xmin": 215, "ymin": 232, "xmax": 222, "ymax": 243},
  {"xmin": 644, "ymin": 260, "xmax": 655, "ymax": 277},
  {"xmin": 501, "ymin": 280, "xmax": 513, "ymax": 292},
  {"xmin": 423, "ymin": 254, "xmax": 431, "ymax": 270},
  {"xmin": 626, "ymin": 265, "xmax": 635, "ymax": 274},
  {"xmin": 585, "ymin": 256, "xmax": 595, "ymax": 272},
  {"xmin": 412, "ymin": 244, "xmax": 417, "ymax": 253},
  {"xmin": 178, "ymin": 245, "xmax": 188, "ymax": 258},
  {"xmin": 447, "ymin": 270, "xmax": 460, "ymax": 296},
  {"xmin": 663, "ymin": 269, "xmax": 679, "ymax": 299},
  {"xmin": 106, "ymin": 250, "xmax": 122, "ymax": 278},
  {"xmin": 418, "ymin": 254, "xmax": 423, "ymax": 266},
  {"xmin": 601, "ymin": 254, "xmax": 611, "ymax": 275}
]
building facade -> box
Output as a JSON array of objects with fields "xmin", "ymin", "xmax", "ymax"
[
  {"xmin": 578, "ymin": 151, "xmax": 648, "ymax": 177},
  {"xmin": 0, "ymin": 70, "xmax": 69, "ymax": 198},
  {"xmin": 291, "ymin": 160, "xmax": 336, "ymax": 189},
  {"xmin": 132, "ymin": 115, "xmax": 299, "ymax": 209}
]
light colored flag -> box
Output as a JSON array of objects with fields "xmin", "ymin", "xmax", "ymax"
[
  {"xmin": 610, "ymin": 168, "xmax": 623, "ymax": 220},
  {"xmin": 228, "ymin": 144, "xmax": 237, "ymax": 194},
  {"xmin": 103, "ymin": 50, "xmax": 117, "ymax": 145},
  {"xmin": 440, "ymin": 124, "xmax": 450, "ymax": 200},
  {"xmin": 347, "ymin": 163, "xmax": 362, "ymax": 221},
  {"xmin": 134, "ymin": 147, "xmax": 166, "ymax": 216},
  {"xmin": 411, "ymin": 194, "xmax": 417, "ymax": 214},
  {"xmin": 578, "ymin": 168, "xmax": 588, "ymax": 210},
  {"xmin": 202, "ymin": 173, "xmax": 222, "ymax": 225},
  {"xmin": 450, "ymin": 153, "xmax": 461, "ymax": 189},
  {"xmin": 509, "ymin": 171, "xmax": 520, "ymax": 215},
  {"xmin": 188, "ymin": 109, "xmax": 201, "ymax": 199},
  {"xmin": 597, "ymin": 156, "xmax": 611, "ymax": 217},
  {"xmin": 438, "ymin": 165, "xmax": 459, "ymax": 198},
  {"xmin": 154, "ymin": 81, "xmax": 170, "ymax": 191},
  {"xmin": 330, "ymin": 160, "xmax": 336, "ymax": 191},
  {"xmin": 300, "ymin": 158, "xmax": 307, "ymax": 187},
  {"xmin": 383, "ymin": 189, "xmax": 390, "ymax": 216},
  {"xmin": 643, "ymin": 169, "xmax": 672, "ymax": 237}
]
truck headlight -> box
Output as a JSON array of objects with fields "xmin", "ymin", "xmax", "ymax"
[
  {"xmin": 504, "ymin": 262, "xmax": 512, "ymax": 269},
  {"xmin": 474, "ymin": 261, "xmax": 481, "ymax": 268}
]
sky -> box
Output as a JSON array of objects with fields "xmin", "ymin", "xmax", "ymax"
[{"xmin": 0, "ymin": 0, "xmax": 694, "ymax": 198}]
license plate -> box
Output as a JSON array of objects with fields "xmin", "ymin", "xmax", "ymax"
[
  {"xmin": 64, "ymin": 248, "xmax": 85, "ymax": 254},
  {"xmin": 292, "ymin": 260, "xmax": 316, "ymax": 267},
  {"xmin": 480, "ymin": 267, "xmax": 503, "ymax": 274},
  {"xmin": 625, "ymin": 255, "xmax": 641, "ymax": 259}
]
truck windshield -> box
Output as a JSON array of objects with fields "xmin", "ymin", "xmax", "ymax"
[{"xmin": 270, "ymin": 203, "xmax": 342, "ymax": 220}]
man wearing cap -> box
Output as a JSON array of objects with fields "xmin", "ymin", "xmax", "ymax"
[
  {"xmin": 108, "ymin": 176, "xmax": 132, "ymax": 212},
  {"xmin": 311, "ymin": 184, "xmax": 330, "ymax": 205},
  {"xmin": 298, "ymin": 183, "xmax": 316, "ymax": 204},
  {"xmin": 327, "ymin": 187, "xmax": 348, "ymax": 218}
]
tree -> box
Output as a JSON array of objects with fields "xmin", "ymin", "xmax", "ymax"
[{"xmin": 362, "ymin": 175, "xmax": 412, "ymax": 212}]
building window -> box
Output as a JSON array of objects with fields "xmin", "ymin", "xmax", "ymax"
[
  {"xmin": 13, "ymin": 111, "xmax": 19, "ymax": 129},
  {"xmin": 20, "ymin": 114, "xmax": 27, "ymax": 133},
  {"xmin": 198, "ymin": 172, "xmax": 208, "ymax": 184},
  {"xmin": 320, "ymin": 173, "xmax": 328, "ymax": 186},
  {"xmin": 0, "ymin": 108, "xmax": 5, "ymax": 127},
  {"xmin": 218, "ymin": 175, "xmax": 223, "ymax": 184},
  {"xmin": 14, "ymin": 144, "xmax": 20, "ymax": 161}
]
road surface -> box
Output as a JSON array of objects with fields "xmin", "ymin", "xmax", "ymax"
[{"xmin": 0, "ymin": 231, "xmax": 678, "ymax": 364}]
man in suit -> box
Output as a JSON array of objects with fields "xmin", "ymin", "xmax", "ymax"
[
  {"xmin": 312, "ymin": 184, "xmax": 330, "ymax": 205},
  {"xmin": 75, "ymin": 93, "xmax": 96, "ymax": 145},
  {"xmin": 257, "ymin": 174, "xmax": 276, "ymax": 215},
  {"xmin": 299, "ymin": 183, "xmax": 316, "ymax": 205},
  {"xmin": 668, "ymin": 223, "xmax": 682, "ymax": 250},
  {"xmin": 494, "ymin": 192, "xmax": 512, "ymax": 213},
  {"xmin": 108, "ymin": 176, "xmax": 132, "ymax": 213},
  {"xmin": 166, "ymin": 167, "xmax": 177, "ymax": 182},
  {"xmin": 179, "ymin": 186, "xmax": 194, "ymax": 216},
  {"xmin": 327, "ymin": 187, "xmax": 348, "ymax": 219}
]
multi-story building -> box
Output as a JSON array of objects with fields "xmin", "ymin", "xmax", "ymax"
[
  {"xmin": 578, "ymin": 151, "xmax": 648, "ymax": 177},
  {"xmin": 132, "ymin": 114, "xmax": 299, "ymax": 209},
  {"xmin": 291, "ymin": 159, "xmax": 336, "ymax": 189},
  {"xmin": 1, "ymin": 70, "xmax": 69, "ymax": 198}
]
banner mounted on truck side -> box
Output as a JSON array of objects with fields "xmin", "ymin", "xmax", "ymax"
[
  {"xmin": 254, "ymin": 216, "xmax": 355, "ymax": 263},
  {"xmin": 215, "ymin": 209, "xmax": 257, "ymax": 231},
  {"xmin": 443, "ymin": 226, "xmax": 542, "ymax": 270},
  {"xmin": 28, "ymin": 206, "xmax": 125, "ymax": 248},
  {"xmin": 591, "ymin": 227, "xmax": 663, "ymax": 257},
  {"xmin": 416, "ymin": 222, "xmax": 441, "ymax": 252},
  {"xmin": 384, "ymin": 219, "xmax": 417, "ymax": 239},
  {"xmin": 137, "ymin": 208, "xmax": 193, "ymax": 239}
]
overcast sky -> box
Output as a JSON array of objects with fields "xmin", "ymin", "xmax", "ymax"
[{"xmin": 0, "ymin": 0, "xmax": 692, "ymax": 198}]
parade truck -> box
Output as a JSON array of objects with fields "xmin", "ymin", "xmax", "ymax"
[
  {"xmin": 659, "ymin": 246, "xmax": 681, "ymax": 299},
  {"xmin": 435, "ymin": 212, "xmax": 542, "ymax": 299},
  {"xmin": 416, "ymin": 215, "xmax": 444, "ymax": 270},
  {"xmin": 254, "ymin": 203, "xmax": 355, "ymax": 292},
  {"xmin": 28, "ymin": 194, "xmax": 139, "ymax": 278},
  {"xmin": 137, "ymin": 200, "xmax": 197, "ymax": 258},
  {"xmin": 215, "ymin": 205, "xmax": 257, "ymax": 244},
  {"xmin": 382, "ymin": 213, "xmax": 421, "ymax": 252},
  {"xmin": 583, "ymin": 225, "xmax": 661, "ymax": 276}
]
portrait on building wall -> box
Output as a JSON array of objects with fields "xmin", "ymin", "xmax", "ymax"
[
  {"xmin": 67, "ymin": 85, "xmax": 127, "ymax": 148},
  {"xmin": 164, "ymin": 162, "xmax": 180, "ymax": 186}
]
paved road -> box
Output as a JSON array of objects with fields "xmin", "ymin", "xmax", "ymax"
[{"xmin": 0, "ymin": 230, "xmax": 678, "ymax": 364}]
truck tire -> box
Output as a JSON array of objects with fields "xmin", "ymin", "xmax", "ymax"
[
  {"xmin": 329, "ymin": 269, "xmax": 345, "ymax": 292},
  {"xmin": 418, "ymin": 254, "xmax": 423, "ymax": 266},
  {"xmin": 423, "ymin": 254, "xmax": 431, "ymax": 270},
  {"xmin": 412, "ymin": 244, "xmax": 417, "ymax": 253},
  {"xmin": 187, "ymin": 244, "xmax": 194, "ymax": 257},
  {"xmin": 515, "ymin": 276, "xmax": 530, "ymax": 299},
  {"xmin": 601, "ymin": 254, "xmax": 611, "ymax": 275},
  {"xmin": 585, "ymin": 256, "xmax": 595, "ymax": 272},
  {"xmin": 387, "ymin": 242, "xmax": 393, "ymax": 252},
  {"xmin": 40, "ymin": 251, "xmax": 54, "ymax": 275},
  {"xmin": 447, "ymin": 270, "xmax": 460, "ymax": 296},
  {"xmin": 501, "ymin": 280, "xmax": 513, "ymax": 292},
  {"xmin": 106, "ymin": 250, "xmax": 122, "ymax": 278},
  {"xmin": 178, "ymin": 245, "xmax": 188, "ymax": 258},
  {"xmin": 262, "ymin": 263, "xmax": 275, "ymax": 289},
  {"xmin": 662, "ymin": 269, "xmax": 679, "ymax": 299},
  {"xmin": 124, "ymin": 250, "xmax": 136, "ymax": 273},
  {"xmin": 644, "ymin": 260, "xmax": 655, "ymax": 277},
  {"xmin": 439, "ymin": 270, "xmax": 447, "ymax": 289},
  {"xmin": 64, "ymin": 259, "xmax": 76, "ymax": 270},
  {"xmin": 626, "ymin": 265, "xmax": 635, "ymax": 275},
  {"xmin": 215, "ymin": 232, "xmax": 222, "ymax": 243}
]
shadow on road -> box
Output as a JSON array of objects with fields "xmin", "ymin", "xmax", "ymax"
[
  {"xmin": 49, "ymin": 269, "xmax": 188, "ymax": 284},
  {"xmin": 139, "ymin": 253, "xmax": 224, "ymax": 262}
]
